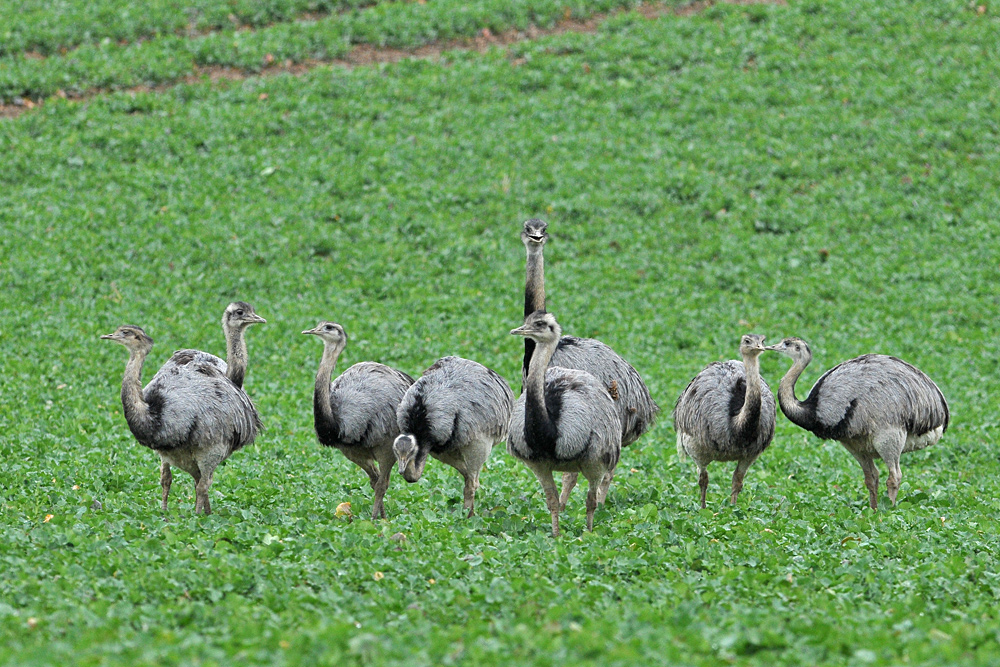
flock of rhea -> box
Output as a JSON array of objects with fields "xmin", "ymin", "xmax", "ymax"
[{"xmin": 102, "ymin": 220, "xmax": 950, "ymax": 535}]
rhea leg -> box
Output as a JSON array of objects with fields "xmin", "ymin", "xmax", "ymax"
[
  {"xmin": 849, "ymin": 449, "xmax": 880, "ymax": 510},
  {"xmin": 730, "ymin": 458, "xmax": 754, "ymax": 505},
  {"xmin": 585, "ymin": 477, "xmax": 599, "ymax": 532},
  {"xmin": 462, "ymin": 471, "xmax": 480, "ymax": 518},
  {"xmin": 596, "ymin": 470, "xmax": 613, "ymax": 506},
  {"xmin": 530, "ymin": 465, "xmax": 562, "ymax": 536},
  {"xmin": 194, "ymin": 451, "xmax": 225, "ymax": 515},
  {"xmin": 159, "ymin": 459, "xmax": 172, "ymax": 512},
  {"xmin": 873, "ymin": 430, "xmax": 906, "ymax": 506},
  {"xmin": 559, "ymin": 472, "xmax": 578, "ymax": 510},
  {"xmin": 698, "ymin": 465, "xmax": 709, "ymax": 509},
  {"xmin": 461, "ymin": 440, "xmax": 495, "ymax": 518},
  {"xmin": 885, "ymin": 457, "xmax": 903, "ymax": 506},
  {"xmin": 371, "ymin": 452, "xmax": 395, "ymax": 520},
  {"xmin": 194, "ymin": 473, "xmax": 213, "ymax": 515}
]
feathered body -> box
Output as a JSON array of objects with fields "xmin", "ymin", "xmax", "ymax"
[
  {"xmin": 519, "ymin": 218, "xmax": 657, "ymax": 508},
  {"xmin": 306, "ymin": 321, "xmax": 414, "ymax": 519},
  {"xmin": 507, "ymin": 367, "xmax": 621, "ymax": 467},
  {"xmin": 316, "ymin": 362, "xmax": 413, "ymax": 449},
  {"xmin": 547, "ymin": 337, "xmax": 658, "ymax": 447},
  {"xmin": 509, "ymin": 311, "xmax": 622, "ymax": 535},
  {"xmin": 394, "ymin": 356, "xmax": 514, "ymax": 517},
  {"xmin": 102, "ymin": 301, "xmax": 265, "ymax": 514},
  {"xmin": 133, "ymin": 348, "xmax": 261, "ymax": 456},
  {"xmin": 673, "ymin": 335, "xmax": 776, "ymax": 508},
  {"xmin": 768, "ymin": 338, "xmax": 948, "ymax": 509}
]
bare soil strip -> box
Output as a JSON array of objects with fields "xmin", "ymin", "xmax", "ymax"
[{"xmin": 0, "ymin": 0, "xmax": 782, "ymax": 120}]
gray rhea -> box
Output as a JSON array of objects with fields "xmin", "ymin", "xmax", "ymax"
[
  {"xmin": 508, "ymin": 311, "xmax": 622, "ymax": 536},
  {"xmin": 304, "ymin": 321, "xmax": 415, "ymax": 520},
  {"xmin": 393, "ymin": 356, "xmax": 514, "ymax": 518},
  {"xmin": 520, "ymin": 218, "xmax": 658, "ymax": 509},
  {"xmin": 673, "ymin": 334, "xmax": 776, "ymax": 508},
  {"xmin": 767, "ymin": 337, "xmax": 949, "ymax": 509},
  {"xmin": 100, "ymin": 302, "xmax": 265, "ymax": 514}
]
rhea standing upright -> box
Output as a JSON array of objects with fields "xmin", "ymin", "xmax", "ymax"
[
  {"xmin": 767, "ymin": 337, "xmax": 948, "ymax": 509},
  {"xmin": 520, "ymin": 219, "xmax": 657, "ymax": 507},
  {"xmin": 101, "ymin": 302, "xmax": 265, "ymax": 514},
  {"xmin": 304, "ymin": 321, "xmax": 414, "ymax": 519}
]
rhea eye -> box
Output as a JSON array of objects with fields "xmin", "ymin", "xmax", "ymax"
[
  {"xmin": 325, "ymin": 325, "xmax": 334, "ymax": 331},
  {"xmin": 236, "ymin": 309, "xmax": 245, "ymax": 316}
]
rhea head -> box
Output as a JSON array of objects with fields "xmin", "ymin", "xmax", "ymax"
[
  {"xmin": 393, "ymin": 434, "xmax": 426, "ymax": 483},
  {"xmin": 521, "ymin": 218, "xmax": 548, "ymax": 248},
  {"xmin": 510, "ymin": 310, "xmax": 561, "ymax": 345},
  {"xmin": 302, "ymin": 321, "xmax": 347, "ymax": 348},
  {"xmin": 765, "ymin": 337, "xmax": 812, "ymax": 363},
  {"xmin": 222, "ymin": 301, "xmax": 266, "ymax": 332},
  {"xmin": 100, "ymin": 325, "xmax": 154, "ymax": 352},
  {"xmin": 739, "ymin": 334, "xmax": 768, "ymax": 359}
]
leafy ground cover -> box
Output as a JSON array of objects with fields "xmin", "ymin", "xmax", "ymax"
[
  {"xmin": 2, "ymin": 0, "xmax": 1000, "ymax": 665},
  {"xmin": 0, "ymin": 0, "xmax": 379, "ymax": 57},
  {"xmin": 0, "ymin": 0, "xmax": 649, "ymax": 103}
]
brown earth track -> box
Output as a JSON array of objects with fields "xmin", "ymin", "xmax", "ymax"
[{"xmin": 0, "ymin": 0, "xmax": 782, "ymax": 120}]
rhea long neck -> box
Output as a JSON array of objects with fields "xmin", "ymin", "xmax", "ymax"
[
  {"xmin": 313, "ymin": 340, "xmax": 345, "ymax": 440},
  {"xmin": 224, "ymin": 324, "xmax": 250, "ymax": 388},
  {"xmin": 523, "ymin": 331, "xmax": 560, "ymax": 453},
  {"xmin": 733, "ymin": 351, "xmax": 764, "ymax": 438},
  {"xmin": 522, "ymin": 243, "xmax": 546, "ymax": 392},
  {"xmin": 775, "ymin": 353, "xmax": 815, "ymax": 430},
  {"xmin": 120, "ymin": 345, "xmax": 155, "ymax": 441}
]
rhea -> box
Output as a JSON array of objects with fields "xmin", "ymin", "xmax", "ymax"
[
  {"xmin": 521, "ymin": 218, "xmax": 657, "ymax": 507},
  {"xmin": 673, "ymin": 334, "xmax": 776, "ymax": 508},
  {"xmin": 393, "ymin": 356, "xmax": 514, "ymax": 517},
  {"xmin": 303, "ymin": 321, "xmax": 415, "ymax": 519},
  {"xmin": 100, "ymin": 302, "xmax": 265, "ymax": 514},
  {"xmin": 509, "ymin": 311, "xmax": 622, "ymax": 536},
  {"xmin": 766, "ymin": 337, "xmax": 949, "ymax": 509}
]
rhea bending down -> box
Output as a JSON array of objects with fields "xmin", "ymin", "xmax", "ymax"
[
  {"xmin": 508, "ymin": 311, "xmax": 622, "ymax": 536},
  {"xmin": 101, "ymin": 302, "xmax": 265, "ymax": 514},
  {"xmin": 392, "ymin": 356, "xmax": 514, "ymax": 517},
  {"xmin": 673, "ymin": 334, "xmax": 776, "ymax": 508}
]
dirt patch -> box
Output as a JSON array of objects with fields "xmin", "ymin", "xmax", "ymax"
[{"xmin": 0, "ymin": 0, "xmax": 783, "ymax": 120}]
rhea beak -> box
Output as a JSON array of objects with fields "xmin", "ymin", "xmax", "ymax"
[
  {"xmin": 100, "ymin": 333, "xmax": 116, "ymax": 340},
  {"xmin": 510, "ymin": 326, "xmax": 530, "ymax": 337},
  {"xmin": 302, "ymin": 328, "xmax": 318, "ymax": 335},
  {"xmin": 248, "ymin": 313, "xmax": 267, "ymax": 324}
]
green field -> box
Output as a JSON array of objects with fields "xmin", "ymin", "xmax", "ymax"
[
  {"xmin": 2, "ymin": 0, "xmax": 1000, "ymax": 665},
  {"xmin": 0, "ymin": 0, "xmax": 649, "ymax": 103}
]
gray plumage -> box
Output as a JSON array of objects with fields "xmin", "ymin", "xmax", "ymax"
[
  {"xmin": 393, "ymin": 355, "xmax": 514, "ymax": 517},
  {"xmin": 100, "ymin": 301, "xmax": 265, "ymax": 514},
  {"xmin": 673, "ymin": 334, "xmax": 776, "ymax": 508},
  {"xmin": 520, "ymin": 218, "xmax": 657, "ymax": 508},
  {"xmin": 767, "ymin": 337, "xmax": 949, "ymax": 509},
  {"xmin": 509, "ymin": 311, "xmax": 622, "ymax": 536},
  {"xmin": 304, "ymin": 321, "xmax": 415, "ymax": 520}
]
